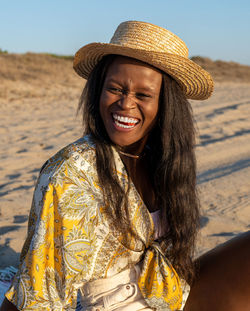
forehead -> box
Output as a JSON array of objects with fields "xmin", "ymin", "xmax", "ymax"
[
  {"xmin": 109, "ymin": 55, "xmax": 159, "ymax": 69},
  {"xmin": 105, "ymin": 55, "xmax": 162, "ymax": 83}
]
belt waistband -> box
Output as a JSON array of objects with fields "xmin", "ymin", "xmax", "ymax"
[
  {"xmin": 79, "ymin": 265, "xmax": 151, "ymax": 311},
  {"xmin": 82, "ymin": 265, "xmax": 140, "ymax": 296}
]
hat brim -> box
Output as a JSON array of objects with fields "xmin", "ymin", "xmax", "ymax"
[{"xmin": 73, "ymin": 43, "xmax": 214, "ymax": 100}]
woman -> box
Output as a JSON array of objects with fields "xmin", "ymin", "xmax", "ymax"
[{"xmin": 1, "ymin": 20, "xmax": 247, "ymax": 311}]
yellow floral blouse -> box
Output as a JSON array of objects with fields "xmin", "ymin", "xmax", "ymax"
[{"xmin": 6, "ymin": 136, "xmax": 183, "ymax": 310}]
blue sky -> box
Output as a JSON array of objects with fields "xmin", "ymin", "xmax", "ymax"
[{"xmin": 1, "ymin": 0, "xmax": 250, "ymax": 65}]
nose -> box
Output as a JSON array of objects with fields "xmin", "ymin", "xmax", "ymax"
[{"xmin": 118, "ymin": 93, "xmax": 136, "ymax": 110}]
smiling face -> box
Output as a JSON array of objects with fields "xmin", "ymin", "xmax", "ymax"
[{"xmin": 99, "ymin": 56, "xmax": 162, "ymax": 150}]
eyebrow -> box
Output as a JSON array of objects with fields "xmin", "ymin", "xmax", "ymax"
[
  {"xmin": 105, "ymin": 78, "xmax": 156, "ymax": 93},
  {"xmin": 104, "ymin": 78, "xmax": 121, "ymax": 85},
  {"xmin": 136, "ymin": 86, "xmax": 155, "ymax": 93}
]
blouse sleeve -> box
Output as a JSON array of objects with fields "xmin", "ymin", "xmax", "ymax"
[{"xmin": 5, "ymin": 156, "xmax": 97, "ymax": 310}]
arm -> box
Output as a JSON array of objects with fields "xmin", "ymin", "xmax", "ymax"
[
  {"xmin": 4, "ymin": 156, "xmax": 93, "ymax": 310},
  {"xmin": 184, "ymin": 231, "xmax": 250, "ymax": 311}
]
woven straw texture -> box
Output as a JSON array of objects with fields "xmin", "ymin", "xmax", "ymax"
[{"xmin": 74, "ymin": 21, "xmax": 214, "ymax": 100}]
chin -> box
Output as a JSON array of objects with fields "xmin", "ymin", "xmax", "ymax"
[
  {"xmin": 112, "ymin": 140, "xmax": 135, "ymax": 148},
  {"xmin": 109, "ymin": 135, "xmax": 138, "ymax": 148}
]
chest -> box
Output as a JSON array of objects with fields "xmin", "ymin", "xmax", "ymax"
[{"xmin": 129, "ymin": 161, "xmax": 157, "ymax": 213}]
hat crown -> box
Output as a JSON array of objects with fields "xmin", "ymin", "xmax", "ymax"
[
  {"xmin": 74, "ymin": 20, "xmax": 213, "ymax": 100},
  {"xmin": 110, "ymin": 21, "xmax": 189, "ymax": 58}
]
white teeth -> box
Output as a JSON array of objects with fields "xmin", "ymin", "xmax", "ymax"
[{"xmin": 112, "ymin": 113, "xmax": 138, "ymax": 124}]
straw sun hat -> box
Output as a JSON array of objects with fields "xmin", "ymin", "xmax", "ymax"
[{"xmin": 74, "ymin": 21, "xmax": 213, "ymax": 100}]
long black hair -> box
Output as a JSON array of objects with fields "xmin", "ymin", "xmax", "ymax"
[{"xmin": 78, "ymin": 55, "xmax": 200, "ymax": 283}]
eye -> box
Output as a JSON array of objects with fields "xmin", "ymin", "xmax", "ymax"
[
  {"xmin": 107, "ymin": 87, "xmax": 123, "ymax": 94},
  {"xmin": 135, "ymin": 92, "xmax": 151, "ymax": 100}
]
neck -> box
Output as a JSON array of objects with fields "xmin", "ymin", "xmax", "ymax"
[
  {"xmin": 117, "ymin": 136, "xmax": 149, "ymax": 173},
  {"xmin": 119, "ymin": 135, "xmax": 148, "ymax": 158}
]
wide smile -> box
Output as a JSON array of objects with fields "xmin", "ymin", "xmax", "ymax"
[{"xmin": 111, "ymin": 113, "xmax": 140, "ymax": 130}]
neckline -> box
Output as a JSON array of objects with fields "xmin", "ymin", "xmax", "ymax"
[{"xmin": 111, "ymin": 145, "xmax": 156, "ymax": 236}]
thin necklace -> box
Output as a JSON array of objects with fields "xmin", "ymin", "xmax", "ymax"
[{"xmin": 118, "ymin": 150, "xmax": 140, "ymax": 159}]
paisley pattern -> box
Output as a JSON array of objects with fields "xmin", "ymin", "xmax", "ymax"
[
  {"xmin": 138, "ymin": 243, "xmax": 182, "ymax": 310},
  {"xmin": 6, "ymin": 136, "xmax": 183, "ymax": 310}
]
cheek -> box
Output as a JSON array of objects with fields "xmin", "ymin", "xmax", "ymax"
[
  {"xmin": 146, "ymin": 101, "xmax": 159, "ymax": 124},
  {"xmin": 99, "ymin": 92, "xmax": 108, "ymax": 120},
  {"xmin": 153, "ymin": 102, "xmax": 159, "ymax": 119},
  {"xmin": 141, "ymin": 102, "xmax": 159, "ymax": 134},
  {"xmin": 99, "ymin": 92, "xmax": 113, "ymax": 112}
]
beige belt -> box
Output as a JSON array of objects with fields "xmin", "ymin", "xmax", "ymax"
[{"xmin": 79, "ymin": 265, "xmax": 153, "ymax": 311}]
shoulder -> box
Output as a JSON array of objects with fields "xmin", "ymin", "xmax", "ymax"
[
  {"xmin": 32, "ymin": 135, "xmax": 99, "ymax": 203},
  {"xmin": 40, "ymin": 135, "xmax": 97, "ymax": 180},
  {"xmin": 32, "ymin": 135, "xmax": 100, "ymax": 217}
]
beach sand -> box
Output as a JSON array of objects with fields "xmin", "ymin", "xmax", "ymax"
[{"xmin": 0, "ymin": 54, "xmax": 250, "ymax": 268}]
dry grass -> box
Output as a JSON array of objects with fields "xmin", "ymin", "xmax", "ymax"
[
  {"xmin": 0, "ymin": 53, "xmax": 84, "ymax": 102},
  {"xmin": 191, "ymin": 56, "xmax": 250, "ymax": 83},
  {"xmin": 1, "ymin": 53, "xmax": 250, "ymax": 102}
]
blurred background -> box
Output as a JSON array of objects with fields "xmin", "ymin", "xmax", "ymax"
[{"xmin": 1, "ymin": 0, "xmax": 250, "ymax": 64}]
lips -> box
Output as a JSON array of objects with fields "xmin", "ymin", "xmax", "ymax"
[{"xmin": 112, "ymin": 113, "xmax": 140, "ymax": 129}]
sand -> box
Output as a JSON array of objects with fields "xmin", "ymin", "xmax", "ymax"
[
  {"xmin": 193, "ymin": 82, "xmax": 250, "ymax": 255},
  {"xmin": 0, "ymin": 54, "xmax": 250, "ymax": 268}
]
